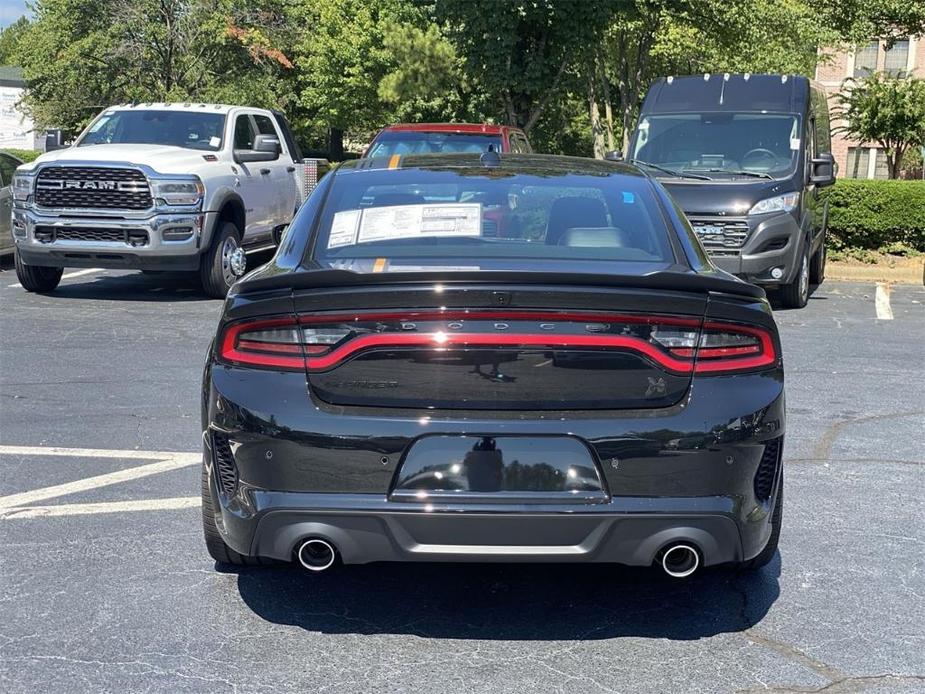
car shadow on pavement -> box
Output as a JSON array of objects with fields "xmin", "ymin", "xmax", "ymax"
[
  {"xmin": 30, "ymin": 272, "xmax": 219, "ymax": 302},
  {"xmin": 233, "ymin": 554, "xmax": 780, "ymax": 640}
]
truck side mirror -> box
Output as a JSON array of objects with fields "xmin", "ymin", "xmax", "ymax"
[
  {"xmin": 234, "ymin": 134, "xmax": 281, "ymax": 163},
  {"xmin": 604, "ymin": 150, "xmax": 623, "ymax": 161},
  {"xmin": 810, "ymin": 153, "xmax": 836, "ymax": 187}
]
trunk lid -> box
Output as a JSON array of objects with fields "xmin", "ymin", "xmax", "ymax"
[{"xmin": 290, "ymin": 280, "xmax": 709, "ymax": 410}]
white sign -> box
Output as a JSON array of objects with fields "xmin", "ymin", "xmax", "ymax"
[{"xmin": 328, "ymin": 203, "xmax": 482, "ymax": 249}]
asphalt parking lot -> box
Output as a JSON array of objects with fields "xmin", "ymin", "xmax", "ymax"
[{"xmin": 1, "ymin": 263, "xmax": 923, "ymax": 694}]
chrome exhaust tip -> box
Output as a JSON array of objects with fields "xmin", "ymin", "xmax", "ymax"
[
  {"xmin": 296, "ymin": 538, "xmax": 336, "ymax": 572},
  {"xmin": 660, "ymin": 543, "xmax": 700, "ymax": 578}
]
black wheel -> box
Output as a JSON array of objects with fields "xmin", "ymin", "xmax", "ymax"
[
  {"xmin": 740, "ymin": 478, "xmax": 782, "ymax": 571},
  {"xmin": 779, "ymin": 245, "xmax": 810, "ymax": 309},
  {"xmin": 201, "ymin": 462, "xmax": 265, "ymax": 566},
  {"xmin": 809, "ymin": 241, "xmax": 826, "ymax": 285},
  {"xmin": 199, "ymin": 221, "xmax": 243, "ymax": 299},
  {"xmin": 14, "ymin": 250, "xmax": 62, "ymax": 293}
]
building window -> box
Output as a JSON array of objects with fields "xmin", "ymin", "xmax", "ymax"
[
  {"xmin": 846, "ymin": 147, "xmax": 870, "ymax": 178},
  {"xmin": 873, "ymin": 149, "xmax": 890, "ymax": 179},
  {"xmin": 853, "ymin": 41, "xmax": 879, "ymax": 78},
  {"xmin": 883, "ymin": 39, "xmax": 909, "ymax": 77}
]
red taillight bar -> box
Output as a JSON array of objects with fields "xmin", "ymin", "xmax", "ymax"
[{"xmin": 217, "ymin": 314, "xmax": 777, "ymax": 374}]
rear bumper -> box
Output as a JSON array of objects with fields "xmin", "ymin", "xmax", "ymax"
[
  {"xmin": 204, "ymin": 364, "xmax": 785, "ymax": 567},
  {"xmin": 12, "ymin": 207, "xmax": 215, "ymax": 270}
]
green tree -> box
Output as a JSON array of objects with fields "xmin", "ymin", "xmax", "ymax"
[
  {"xmin": 0, "ymin": 16, "xmax": 30, "ymax": 65},
  {"xmin": 835, "ymin": 73, "xmax": 925, "ymax": 178},
  {"xmin": 15, "ymin": 0, "xmax": 293, "ymax": 137}
]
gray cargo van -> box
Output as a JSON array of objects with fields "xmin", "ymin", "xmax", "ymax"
[{"xmin": 628, "ymin": 74, "xmax": 836, "ymax": 308}]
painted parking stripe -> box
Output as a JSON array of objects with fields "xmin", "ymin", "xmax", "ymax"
[
  {"xmin": 7, "ymin": 267, "xmax": 103, "ymax": 288},
  {"xmin": 0, "ymin": 450, "xmax": 199, "ymax": 509},
  {"xmin": 0, "ymin": 496, "xmax": 200, "ymax": 520},
  {"xmin": 0, "ymin": 445, "xmax": 197, "ymax": 460},
  {"xmin": 875, "ymin": 282, "xmax": 894, "ymax": 320}
]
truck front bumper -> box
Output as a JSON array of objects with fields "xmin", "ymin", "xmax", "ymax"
[{"xmin": 12, "ymin": 208, "xmax": 216, "ymax": 271}]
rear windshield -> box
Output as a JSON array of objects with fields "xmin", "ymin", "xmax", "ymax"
[
  {"xmin": 309, "ymin": 164, "xmax": 675, "ymax": 272},
  {"xmin": 77, "ymin": 110, "xmax": 226, "ymax": 151},
  {"xmin": 368, "ymin": 131, "xmax": 503, "ymax": 157}
]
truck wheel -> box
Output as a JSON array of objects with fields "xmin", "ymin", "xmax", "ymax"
[
  {"xmin": 739, "ymin": 478, "xmax": 782, "ymax": 571},
  {"xmin": 779, "ymin": 245, "xmax": 810, "ymax": 309},
  {"xmin": 810, "ymin": 242, "xmax": 826, "ymax": 285},
  {"xmin": 14, "ymin": 249, "xmax": 63, "ymax": 293},
  {"xmin": 199, "ymin": 221, "xmax": 242, "ymax": 299},
  {"xmin": 201, "ymin": 462, "xmax": 265, "ymax": 566}
]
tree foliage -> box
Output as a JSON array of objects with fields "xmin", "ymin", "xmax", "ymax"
[
  {"xmin": 834, "ymin": 74, "xmax": 925, "ymax": 178},
  {"xmin": 0, "ymin": 16, "xmax": 30, "ymax": 65}
]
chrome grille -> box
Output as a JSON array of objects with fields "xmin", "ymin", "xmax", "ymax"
[
  {"xmin": 35, "ymin": 166, "xmax": 152, "ymax": 210},
  {"xmin": 689, "ymin": 218, "xmax": 750, "ymax": 250}
]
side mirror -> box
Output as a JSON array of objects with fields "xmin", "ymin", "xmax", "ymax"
[
  {"xmin": 810, "ymin": 152, "xmax": 836, "ymax": 187},
  {"xmin": 234, "ymin": 134, "xmax": 281, "ymax": 163},
  {"xmin": 604, "ymin": 150, "xmax": 623, "ymax": 161}
]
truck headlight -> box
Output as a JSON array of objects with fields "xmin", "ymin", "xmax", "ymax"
[
  {"xmin": 11, "ymin": 173, "xmax": 34, "ymax": 202},
  {"xmin": 748, "ymin": 192, "xmax": 800, "ymax": 216},
  {"xmin": 151, "ymin": 178, "xmax": 204, "ymax": 206}
]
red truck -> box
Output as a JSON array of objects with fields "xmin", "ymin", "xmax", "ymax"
[{"xmin": 365, "ymin": 123, "xmax": 532, "ymax": 157}]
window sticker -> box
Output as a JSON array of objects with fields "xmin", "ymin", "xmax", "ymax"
[
  {"xmin": 790, "ymin": 138, "xmax": 801, "ymax": 150},
  {"xmin": 327, "ymin": 209, "xmax": 361, "ymax": 248},
  {"xmin": 209, "ymin": 136, "xmax": 221, "ymax": 148},
  {"xmin": 622, "ymin": 191, "xmax": 635, "ymax": 204},
  {"xmin": 356, "ymin": 203, "xmax": 481, "ymax": 244}
]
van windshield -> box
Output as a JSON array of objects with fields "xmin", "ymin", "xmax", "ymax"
[{"xmin": 632, "ymin": 113, "xmax": 800, "ymax": 179}]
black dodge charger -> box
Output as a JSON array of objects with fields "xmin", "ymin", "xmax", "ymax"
[{"xmin": 201, "ymin": 153, "xmax": 784, "ymax": 578}]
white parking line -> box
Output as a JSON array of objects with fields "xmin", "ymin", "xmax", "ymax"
[
  {"xmin": 0, "ymin": 446, "xmax": 199, "ymax": 510},
  {"xmin": 0, "ymin": 497, "xmax": 200, "ymax": 520},
  {"xmin": 875, "ymin": 282, "xmax": 894, "ymax": 320},
  {"xmin": 7, "ymin": 267, "xmax": 103, "ymax": 288}
]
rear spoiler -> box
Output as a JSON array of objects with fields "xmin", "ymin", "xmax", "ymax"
[{"xmin": 233, "ymin": 268, "xmax": 766, "ymax": 300}]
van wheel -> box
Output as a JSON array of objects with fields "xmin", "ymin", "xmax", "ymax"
[
  {"xmin": 199, "ymin": 221, "xmax": 242, "ymax": 299},
  {"xmin": 14, "ymin": 250, "xmax": 63, "ymax": 293},
  {"xmin": 810, "ymin": 242, "xmax": 826, "ymax": 285},
  {"xmin": 780, "ymin": 246, "xmax": 810, "ymax": 309}
]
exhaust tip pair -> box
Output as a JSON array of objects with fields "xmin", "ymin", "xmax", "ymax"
[{"xmin": 296, "ymin": 538, "xmax": 336, "ymax": 572}]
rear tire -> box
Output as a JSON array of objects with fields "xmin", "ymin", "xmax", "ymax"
[
  {"xmin": 809, "ymin": 241, "xmax": 826, "ymax": 285},
  {"xmin": 14, "ymin": 250, "xmax": 62, "ymax": 293},
  {"xmin": 740, "ymin": 478, "xmax": 782, "ymax": 571},
  {"xmin": 199, "ymin": 221, "xmax": 242, "ymax": 299},
  {"xmin": 201, "ymin": 463, "xmax": 265, "ymax": 566},
  {"xmin": 779, "ymin": 245, "xmax": 810, "ymax": 309}
]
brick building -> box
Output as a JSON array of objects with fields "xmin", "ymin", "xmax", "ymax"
[{"xmin": 815, "ymin": 37, "xmax": 923, "ymax": 178}]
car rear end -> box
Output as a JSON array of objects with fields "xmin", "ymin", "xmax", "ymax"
[{"xmin": 202, "ymin": 154, "xmax": 784, "ymax": 576}]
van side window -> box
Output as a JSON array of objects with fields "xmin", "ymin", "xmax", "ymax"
[{"xmin": 254, "ymin": 115, "xmax": 278, "ymax": 137}]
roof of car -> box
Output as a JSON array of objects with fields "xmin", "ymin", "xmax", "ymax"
[
  {"xmin": 378, "ymin": 123, "xmax": 514, "ymax": 134},
  {"xmin": 338, "ymin": 152, "xmax": 645, "ymax": 177}
]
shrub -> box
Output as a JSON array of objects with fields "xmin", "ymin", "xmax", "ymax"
[
  {"xmin": 1, "ymin": 148, "xmax": 42, "ymax": 163},
  {"xmin": 826, "ymin": 179, "xmax": 925, "ymax": 252}
]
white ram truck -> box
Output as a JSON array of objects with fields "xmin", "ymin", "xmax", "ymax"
[{"xmin": 11, "ymin": 103, "xmax": 311, "ymax": 297}]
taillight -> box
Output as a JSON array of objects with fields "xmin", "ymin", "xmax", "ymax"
[
  {"xmin": 218, "ymin": 313, "xmax": 777, "ymax": 374},
  {"xmin": 650, "ymin": 322, "xmax": 776, "ymax": 373},
  {"xmin": 219, "ymin": 318, "xmax": 351, "ymax": 370}
]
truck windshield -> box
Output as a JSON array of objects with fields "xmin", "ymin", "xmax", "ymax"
[
  {"xmin": 310, "ymin": 159, "xmax": 675, "ymax": 273},
  {"xmin": 368, "ymin": 131, "xmax": 502, "ymax": 157},
  {"xmin": 632, "ymin": 113, "xmax": 800, "ymax": 179},
  {"xmin": 77, "ymin": 110, "xmax": 226, "ymax": 151}
]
